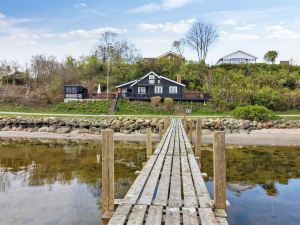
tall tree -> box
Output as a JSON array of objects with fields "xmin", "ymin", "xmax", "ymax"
[
  {"xmin": 94, "ymin": 31, "xmax": 140, "ymax": 94},
  {"xmin": 172, "ymin": 38, "xmax": 185, "ymax": 56},
  {"xmin": 264, "ymin": 50, "xmax": 279, "ymax": 64},
  {"xmin": 185, "ymin": 20, "xmax": 218, "ymax": 62}
]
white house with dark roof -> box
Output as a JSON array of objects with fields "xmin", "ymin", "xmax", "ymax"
[{"xmin": 216, "ymin": 50, "xmax": 257, "ymax": 65}]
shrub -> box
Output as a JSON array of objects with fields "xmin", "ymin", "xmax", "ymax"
[
  {"xmin": 231, "ymin": 105, "xmax": 276, "ymax": 121},
  {"xmin": 151, "ymin": 96, "xmax": 161, "ymax": 107},
  {"xmin": 164, "ymin": 97, "xmax": 174, "ymax": 111}
]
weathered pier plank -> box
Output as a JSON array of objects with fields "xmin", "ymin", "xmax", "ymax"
[{"xmin": 106, "ymin": 118, "xmax": 228, "ymax": 225}]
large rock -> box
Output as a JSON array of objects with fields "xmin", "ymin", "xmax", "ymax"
[
  {"xmin": 57, "ymin": 127, "xmax": 72, "ymax": 134},
  {"xmin": 74, "ymin": 128, "xmax": 90, "ymax": 134},
  {"xmin": 1, "ymin": 126, "xmax": 11, "ymax": 131},
  {"xmin": 39, "ymin": 127, "xmax": 49, "ymax": 132}
]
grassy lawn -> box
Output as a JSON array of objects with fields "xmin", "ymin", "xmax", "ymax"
[
  {"xmin": 0, "ymin": 100, "xmax": 112, "ymax": 115},
  {"xmin": 115, "ymin": 99, "xmax": 170, "ymax": 115},
  {"xmin": 0, "ymin": 100, "xmax": 299, "ymax": 118}
]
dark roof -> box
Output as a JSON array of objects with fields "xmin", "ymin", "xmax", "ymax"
[{"xmin": 116, "ymin": 71, "xmax": 185, "ymax": 88}]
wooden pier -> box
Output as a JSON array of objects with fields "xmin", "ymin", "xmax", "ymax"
[{"xmin": 102, "ymin": 118, "xmax": 228, "ymax": 225}]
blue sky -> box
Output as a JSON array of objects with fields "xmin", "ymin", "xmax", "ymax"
[{"xmin": 1, "ymin": 0, "xmax": 300, "ymax": 65}]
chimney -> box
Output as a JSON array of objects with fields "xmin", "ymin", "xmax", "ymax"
[{"xmin": 176, "ymin": 74, "xmax": 182, "ymax": 83}]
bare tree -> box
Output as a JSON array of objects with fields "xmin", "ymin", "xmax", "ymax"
[
  {"xmin": 185, "ymin": 20, "xmax": 218, "ymax": 62},
  {"xmin": 95, "ymin": 31, "xmax": 140, "ymax": 64},
  {"xmin": 95, "ymin": 31, "xmax": 141, "ymax": 95},
  {"xmin": 31, "ymin": 55, "xmax": 60, "ymax": 88},
  {"xmin": 172, "ymin": 38, "xmax": 185, "ymax": 56}
]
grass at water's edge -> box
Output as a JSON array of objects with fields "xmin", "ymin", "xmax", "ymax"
[{"xmin": 0, "ymin": 100, "xmax": 299, "ymax": 119}]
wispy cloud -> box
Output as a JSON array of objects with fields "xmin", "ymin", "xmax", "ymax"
[
  {"xmin": 75, "ymin": 2, "xmax": 87, "ymax": 8},
  {"xmin": 235, "ymin": 24, "xmax": 256, "ymax": 31},
  {"xmin": 266, "ymin": 25, "xmax": 300, "ymax": 40},
  {"xmin": 42, "ymin": 27, "xmax": 127, "ymax": 39},
  {"xmin": 138, "ymin": 19, "xmax": 196, "ymax": 33},
  {"xmin": 220, "ymin": 31, "xmax": 260, "ymax": 41},
  {"xmin": 129, "ymin": 0, "xmax": 198, "ymax": 13}
]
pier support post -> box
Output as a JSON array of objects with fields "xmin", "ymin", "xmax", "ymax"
[
  {"xmin": 183, "ymin": 116, "xmax": 187, "ymax": 132},
  {"xmin": 188, "ymin": 120, "xmax": 193, "ymax": 141},
  {"xmin": 101, "ymin": 129, "xmax": 114, "ymax": 225},
  {"xmin": 159, "ymin": 123, "xmax": 163, "ymax": 139},
  {"xmin": 146, "ymin": 128, "xmax": 152, "ymax": 159},
  {"xmin": 195, "ymin": 118, "xmax": 202, "ymax": 168},
  {"xmin": 213, "ymin": 131, "xmax": 226, "ymax": 210}
]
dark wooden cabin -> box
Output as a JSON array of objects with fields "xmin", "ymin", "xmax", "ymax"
[
  {"xmin": 116, "ymin": 71, "xmax": 209, "ymax": 102},
  {"xmin": 64, "ymin": 85, "xmax": 88, "ymax": 99}
]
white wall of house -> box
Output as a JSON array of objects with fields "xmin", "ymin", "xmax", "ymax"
[{"xmin": 216, "ymin": 51, "xmax": 257, "ymax": 65}]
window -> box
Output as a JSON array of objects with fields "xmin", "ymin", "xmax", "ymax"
[
  {"xmin": 66, "ymin": 87, "xmax": 77, "ymax": 94},
  {"xmin": 154, "ymin": 86, "xmax": 163, "ymax": 94},
  {"xmin": 149, "ymin": 75, "xmax": 155, "ymax": 84},
  {"xmin": 138, "ymin": 87, "xmax": 146, "ymax": 95},
  {"xmin": 169, "ymin": 86, "xmax": 177, "ymax": 94}
]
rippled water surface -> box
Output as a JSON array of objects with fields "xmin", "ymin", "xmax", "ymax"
[{"xmin": 0, "ymin": 139, "xmax": 299, "ymax": 225}]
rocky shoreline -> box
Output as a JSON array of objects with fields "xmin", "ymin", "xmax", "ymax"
[{"xmin": 0, "ymin": 117, "xmax": 299, "ymax": 135}]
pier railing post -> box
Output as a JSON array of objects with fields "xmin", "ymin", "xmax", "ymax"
[
  {"xmin": 101, "ymin": 129, "xmax": 114, "ymax": 225},
  {"xmin": 213, "ymin": 131, "xmax": 226, "ymax": 209},
  {"xmin": 195, "ymin": 118, "xmax": 202, "ymax": 167},
  {"xmin": 188, "ymin": 120, "xmax": 193, "ymax": 141},
  {"xmin": 183, "ymin": 116, "xmax": 187, "ymax": 132},
  {"xmin": 146, "ymin": 128, "xmax": 152, "ymax": 159},
  {"xmin": 159, "ymin": 123, "xmax": 163, "ymax": 139}
]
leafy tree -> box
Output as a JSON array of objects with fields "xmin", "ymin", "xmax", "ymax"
[{"xmin": 264, "ymin": 50, "xmax": 278, "ymax": 64}]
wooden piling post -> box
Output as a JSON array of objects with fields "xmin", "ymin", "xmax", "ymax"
[
  {"xmin": 101, "ymin": 129, "xmax": 114, "ymax": 225},
  {"xmin": 183, "ymin": 116, "xmax": 187, "ymax": 132},
  {"xmin": 213, "ymin": 131, "xmax": 226, "ymax": 209},
  {"xmin": 195, "ymin": 118, "xmax": 202, "ymax": 167},
  {"xmin": 188, "ymin": 120, "xmax": 193, "ymax": 141},
  {"xmin": 146, "ymin": 128, "xmax": 152, "ymax": 159},
  {"xmin": 159, "ymin": 123, "xmax": 163, "ymax": 139}
]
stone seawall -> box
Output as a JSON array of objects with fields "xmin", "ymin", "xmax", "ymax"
[{"xmin": 0, "ymin": 117, "xmax": 299, "ymax": 135}]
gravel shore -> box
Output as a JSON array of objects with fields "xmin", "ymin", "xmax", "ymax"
[{"xmin": 0, "ymin": 129, "xmax": 299, "ymax": 146}]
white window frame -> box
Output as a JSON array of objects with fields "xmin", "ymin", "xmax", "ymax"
[
  {"xmin": 154, "ymin": 86, "xmax": 163, "ymax": 94},
  {"xmin": 138, "ymin": 87, "xmax": 146, "ymax": 95},
  {"xmin": 149, "ymin": 75, "xmax": 155, "ymax": 84},
  {"xmin": 169, "ymin": 86, "xmax": 178, "ymax": 94}
]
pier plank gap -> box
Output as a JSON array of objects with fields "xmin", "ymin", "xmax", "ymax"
[{"xmin": 102, "ymin": 118, "xmax": 229, "ymax": 225}]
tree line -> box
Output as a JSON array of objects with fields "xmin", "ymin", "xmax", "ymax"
[{"xmin": 0, "ymin": 20, "xmax": 299, "ymax": 111}]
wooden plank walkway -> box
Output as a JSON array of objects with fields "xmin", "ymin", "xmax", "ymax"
[{"xmin": 108, "ymin": 118, "xmax": 228, "ymax": 225}]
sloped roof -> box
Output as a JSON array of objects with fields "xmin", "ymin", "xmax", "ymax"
[
  {"xmin": 157, "ymin": 51, "xmax": 185, "ymax": 59},
  {"xmin": 219, "ymin": 50, "xmax": 257, "ymax": 60},
  {"xmin": 116, "ymin": 80, "xmax": 137, "ymax": 88},
  {"xmin": 115, "ymin": 71, "xmax": 185, "ymax": 88}
]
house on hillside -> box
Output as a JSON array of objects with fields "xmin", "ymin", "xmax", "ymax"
[
  {"xmin": 144, "ymin": 51, "xmax": 185, "ymax": 62},
  {"xmin": 216, "ymin": 50, "xmax": 257, "ymax": 65},
  {"xmin": 116, "ymin": 71, "xmax": 209, "ymax": 102}
]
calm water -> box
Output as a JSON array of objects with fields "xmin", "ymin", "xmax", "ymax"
[
  {"xmin": 201, "ymin": 146, "xmax": 300, "ymax": 225},
  {"xmin": 0, "ymin": 139, "xmax": 299, "ymax": 225}
]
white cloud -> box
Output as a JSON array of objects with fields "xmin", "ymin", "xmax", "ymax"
[
  {"xmin": 138, "ymin": 19, "xmax": 196, "ymax": 33},
  {"xmin": 266, "ymin": 25, "xmax": 300, "ymax": 40},
  {"xmin": 235, "ymin": 24, "xmax": 256, "ymax": 31},
  {"xmin": 220, "ymin": 31, "xmax": 260, "ymax": 41},
  {"xmin": 221, "ymin": 19, "xmax": 236, "ymax": 25},
  {"xmin": 75, "ymin": 2, "xmax": 87, "ymax": 8},
  {"xmin": 129, "ymin": 0, "xmax": 198, "ymax": 13},
  {"xmin": 42, "ymin": 27, "xmax": 127, "ymax": 39}
]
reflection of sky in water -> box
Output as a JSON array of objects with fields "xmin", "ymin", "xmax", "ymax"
[
  {"xmin": 1, "ymin": 140, "xmax": 300, "ymax": 225},
  {"xmin": 206, "ymin": 179, "xmax": 300, "ymax": 225},
  {"xmin": 0, "ymin": 172, "xmax": 100, "ymax": 225},
  {"xmin": 0, "ymin": 140, "xmax": 144, "ymax": 225}
]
